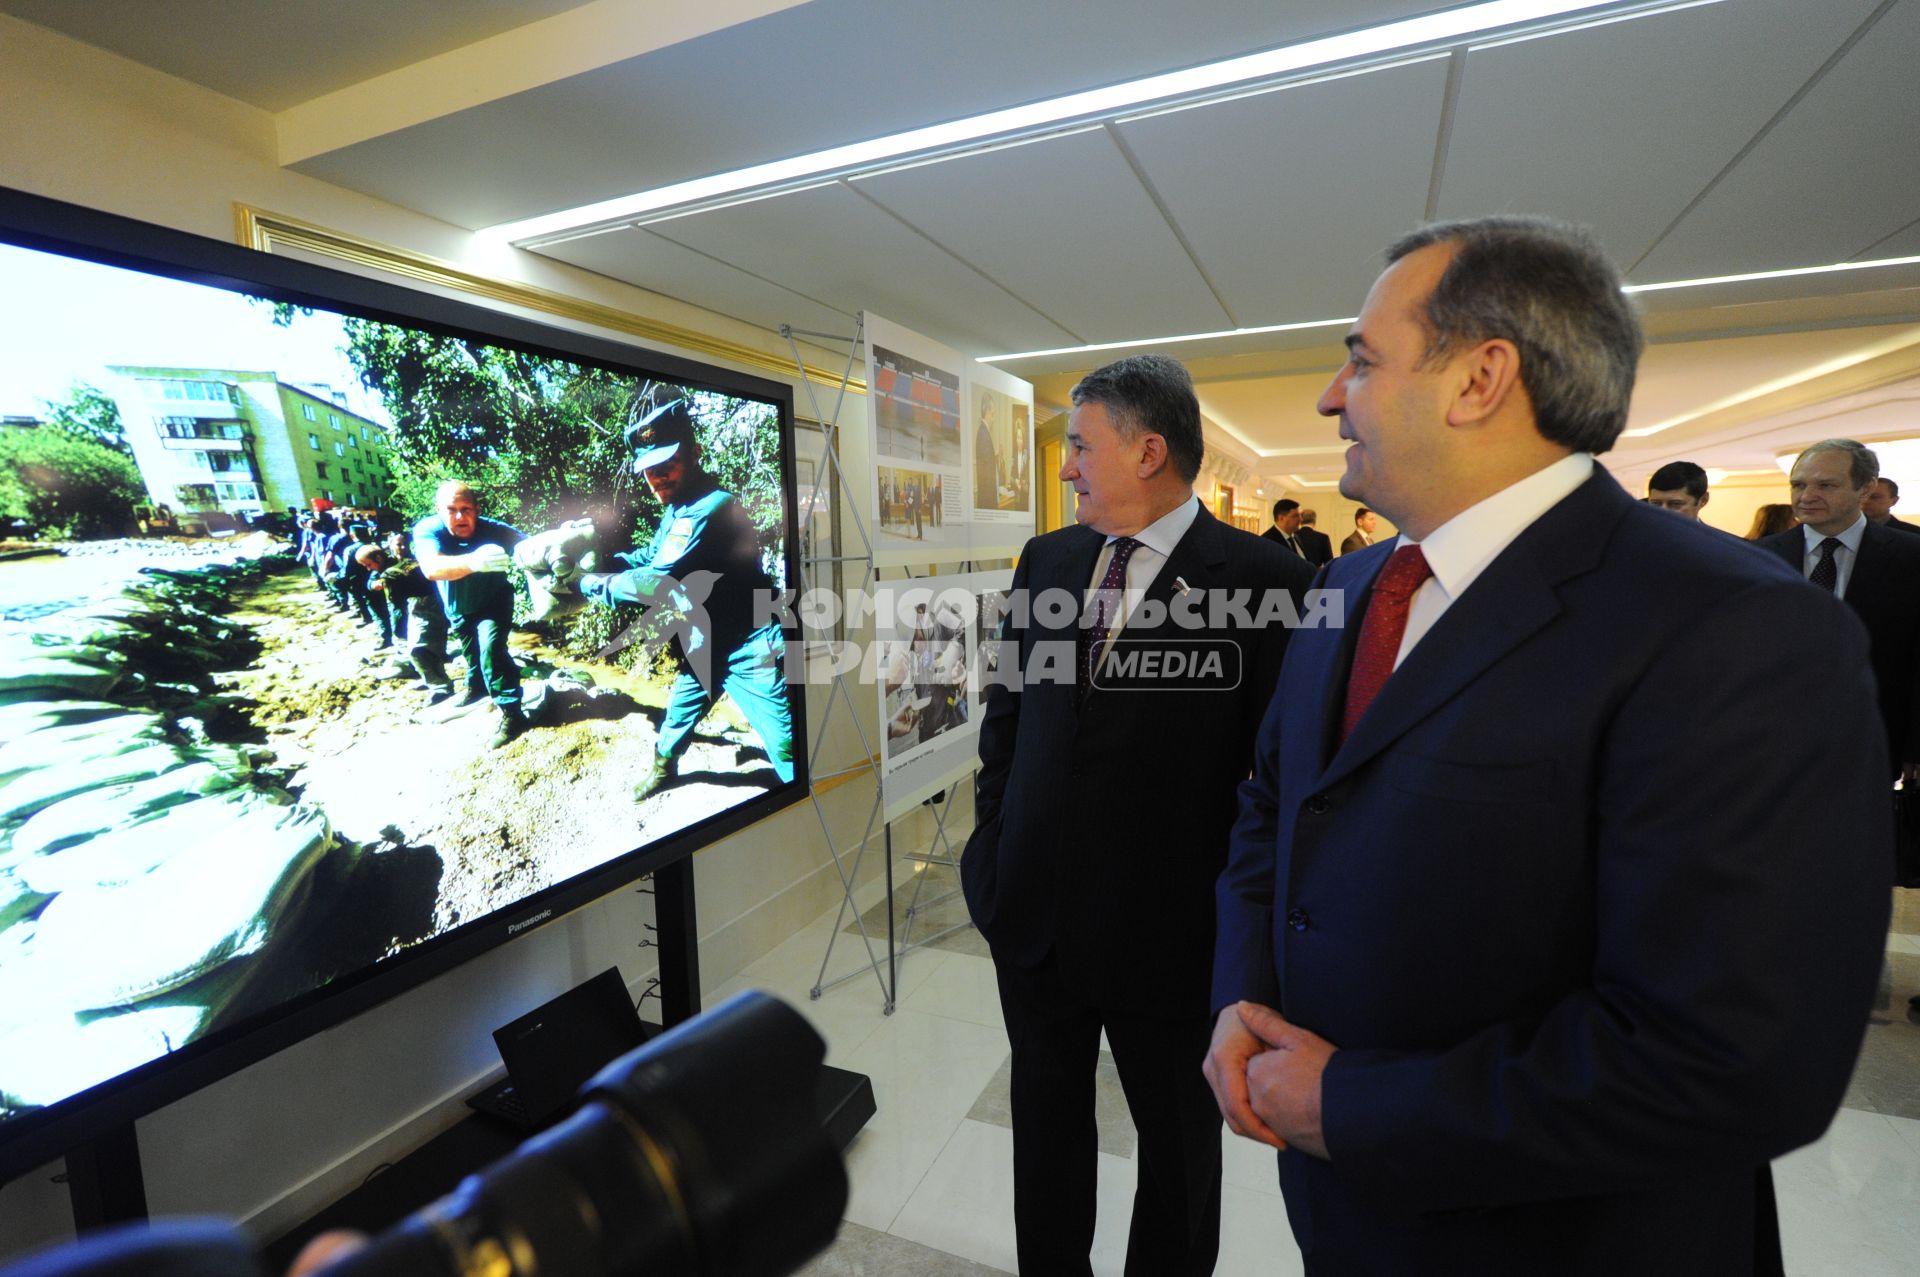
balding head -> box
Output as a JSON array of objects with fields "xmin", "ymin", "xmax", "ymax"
[{"xmin": 436, "ymin": 481, "xmax": 480, "ymax": 538}]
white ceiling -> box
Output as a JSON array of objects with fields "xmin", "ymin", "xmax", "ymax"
[{"xmin": 8, "ymin": 0, "xmax": 1918, "ymax": 490}]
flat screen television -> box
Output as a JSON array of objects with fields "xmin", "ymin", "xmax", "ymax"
[{"xmin": 0, "ymin": 187, "xmax": 809, "ymax": 1183}]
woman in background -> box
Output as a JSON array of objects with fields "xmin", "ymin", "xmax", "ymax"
[{"xmin": 1745, "ymin": 503, "xmax": 1798, "ymax": 540}]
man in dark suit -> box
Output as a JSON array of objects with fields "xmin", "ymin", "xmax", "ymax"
[
  {"xmin": 1263, "ymin": 497, "xmax": 1308, "ymax": 558},
  {"xmin": 1863, "ymin": 476, "xmax": 1920, "ymax": 534},
  {"xmin": 1759, "ymin": 445, "xmax": 1920, "ymax": 1016},
  {"xmin": 963, "ymin": 353, "xmax": 1312, "ymax": 1276},
  {"xmin": 1646, "ymin": 459, "xmax": 1711, "ymax": 520},
  {"xmin": 1759, "ymin": 440, "xmax": 1920, "ymax": 782},
  {"xmin": 1204, "ymin": 216, "xmax": 1890, "ymax": 1275},
  {"xmin": 1339, "ymin": 507, "xmax": 1377, "ymax": 555},
  {"xmin": 1296, "ymin": 509, "xmax": 1334, "ymax": 566}
]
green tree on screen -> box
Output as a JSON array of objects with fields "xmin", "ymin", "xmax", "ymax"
[
  {"xmin": 0, "ymin": 427, "xmax": 144, "ymax": 538},
  {"xmin": 40, "ymin": 382, "xmax": 132, "ymax": 455}
]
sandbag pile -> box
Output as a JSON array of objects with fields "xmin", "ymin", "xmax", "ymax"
[{"xmin": 0, "ymin": 551, "xmax": 342, "ymax": 1112}]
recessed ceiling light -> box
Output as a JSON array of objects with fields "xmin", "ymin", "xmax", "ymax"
[{"xmin": 482, "ymin": 0, "xmax": 1632, "ymax": 245}]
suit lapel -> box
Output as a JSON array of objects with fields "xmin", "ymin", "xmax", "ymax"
[
  {"xmin": 1758, "ymin": 530, "xmax": 1800, "ymax": 573},
  {"xmin": 1076, "ymin": 507, "xmax": 1224, "ymax": 707},
  {"xmin": 1315, "ymin": 472, "xmax": 1625, "ymax": 790},
  {"xmin": 1138, "ymin": 506, "xmax": 1227, "ymax": 625},
  {"xmin": 1846, "ymin": 522, "xmax": 1891, "ymax": 612}
]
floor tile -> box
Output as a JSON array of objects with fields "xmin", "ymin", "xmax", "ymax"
[
  {"xmin": 965, "ymin": 1050, "xmax": 1138, "ymax": 1158},
  {"xmin": 1775, "ymin": 1107, "xmax": 1920, "ymax": 1277},
  {"xmin": 1087, "ymin": 1147, "xmax": 1141, "ymax": 1277},
  {"xmin": 888, "ymin": 1119, "xmax": 1020, "ymax": 1272},
  {"xmin": 902, "ymin": 951, "xmax": 1004, "ymax": 1032},
  {"xmin": 1218, "ymin": 1183, "xmax": 1304, "ymax": 1276},
  {"xmin": 1849, "ymin": 949, "xmax": 1920, "ymax": 1120},
  {"xmin": 798, "ymin": 1219, "xmax": 1011, "ymax": 1276},
  {"xmin": 838, "ymin": 1008, "xmax": 1011, "ymax": 1230},
  {"xmin": 1221, "ymin": 1126, "xmax": 1285, "ymax": 1196}
]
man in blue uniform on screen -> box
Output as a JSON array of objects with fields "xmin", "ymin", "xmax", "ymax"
[
  {"xmin": 413, "ymin": 480, "xmax": 528, "ymax": 749},
  {"xmin": 577, "ymin": 399, "xmax": 796, "ymax": 802}
]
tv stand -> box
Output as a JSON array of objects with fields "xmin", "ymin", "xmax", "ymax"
[{"xmin": 59, "ymin": 859, "xmax": 724, "ymax": 1230}]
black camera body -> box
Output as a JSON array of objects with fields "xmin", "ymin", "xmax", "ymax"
[{"xmin": 3, "ymin": 992, "xmax": 847, "ymax": 1277}]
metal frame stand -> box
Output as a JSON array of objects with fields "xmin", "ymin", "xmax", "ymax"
[
  {"xmin": 780, "ymin": 317, "xmax": 983, "ymax": 1014},
  {"xmin": 896, "ymin": 782, "xmax": 971, "ymax": 954},
  {"xmin": 781, "ymin": 317, "xmax": 897, "ymax": 1012}
]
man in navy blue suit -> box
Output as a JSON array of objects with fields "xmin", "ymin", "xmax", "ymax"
[{"xmin": 1204, "ymin": 215, "xmax": 1891, "ymax": 1275}]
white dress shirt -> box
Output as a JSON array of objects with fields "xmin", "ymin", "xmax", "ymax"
[
  {"xmin": 1392, "ymin": 452, "xmax": 1595, "ymax": 669},
  {"xmin": 1086, "ymin": 495, "xmax": 1199, "ymax": 648},
  {"xmin": 1797, "ymin": 515, "xmax": 1866, "ymax": 598}
]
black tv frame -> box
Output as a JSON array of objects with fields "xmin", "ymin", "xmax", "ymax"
[{"xmin": 0, "ymin": 186, "xmax": 812, "ymax": 1190}]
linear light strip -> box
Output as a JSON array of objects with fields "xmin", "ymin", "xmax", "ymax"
[
  {"xmin": 1621, "ymin": 253, "xmax": 1920, "ymax": 294},
  {"xmin": 982, "ymin": 317, "xmax": 1356, "ymax": 364},
  {"xmin": 1469, "ymin": 0, "xmax": 1722, "ymax": 50},
  {"xmin": 982, "ymin": 254, "xmax": 1920, "ymax": 364},
  {"xmin": 482, "ymin": 0, "xmax": 1625, "ymax": 244}
]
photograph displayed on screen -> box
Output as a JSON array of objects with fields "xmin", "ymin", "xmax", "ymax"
[{"xmin": 0, "ymin": 235, "xmax": 800, "ymax": 1133}]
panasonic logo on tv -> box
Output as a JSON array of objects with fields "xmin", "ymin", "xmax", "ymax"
[{"xmin": 508, "ymin": 909, "xmax": 553, "ymax": 935}]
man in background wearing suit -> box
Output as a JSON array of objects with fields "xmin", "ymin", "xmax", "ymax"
[
  {"xmin": 1264, "ymin": 497, "xmax": 1307, "ymax": 557},
  {"xmin": 1205, "ymin": 215, "xmax": 1890, "ymax": 1275},
  {"xmin": 1339, "ymin": 507, "xmax": 1377, "ymax": 556},
  {"xmin": 1759, "ymin": 443, "xmax": 1920, "ymax": 1015},
  {"xmin": 1296, "ymin": 509, "xmax": 1334, "ymax": 566},
  {"xmin": 1646, "ymin": 459, "xmax": 1710, "ymax": 520},
  {"xmin": 963, "ymin": 353, "xmax": 1312, "ymax": 1276},
  {"xmin": 1863, "ymin": 476, "xmax": 1920, "ymax": 534},
  {"xmin": 1759, "ymin": 441, "xmax": 1920, "ymax": 785}
]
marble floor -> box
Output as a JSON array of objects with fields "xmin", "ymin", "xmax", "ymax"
[{"xmin": 709, "ymin": 870, "xmax": 1920, "ymax": 1276}]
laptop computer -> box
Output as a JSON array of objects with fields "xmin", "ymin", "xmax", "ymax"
[{"xmin": 466, "ymin": 967, "xmax": 650, "ymax": 1132}]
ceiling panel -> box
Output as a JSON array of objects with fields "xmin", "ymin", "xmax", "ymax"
[
  {"xmin": 1855, "ymin": 217, "xmax": 1920, "ymax": 262},
  {"xmin": 644, "ymin": 183, "xmax": 1081, "ymax": 354},
  {"xmin": 1438, "ymin": 0, "xmax": 1884, "ymax": 269},
  {"xmin": 0, "ymin": 0, "xmax": 594, "ymax": 111},
  {"xmin": 1196, "ymin": 370, "xmax": 1344, "ymax": 459},
  {"xmin": 534, "ymin": 224, "xmax": 855, "ymax": 339},
  {"xmin": 1633, "ymin": 0, "xmax": 1920, "ymax": 282},
  {"xmin": 289, "ymin": 0, "xmax": 1430, "ymax": 228},
  {"xmin": 851, "ymin": 129, "xmax": 1230, "ymax": 344},
  {"xmin": 1625, "ymin": 324, "xmax": 1920, "ymax": 430},
  {"xmin": 1115, "ymin": 58, "xmax": 1448, "ymax": 323}
]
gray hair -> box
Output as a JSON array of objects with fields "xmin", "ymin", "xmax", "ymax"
[
  {"xmin": 1387, "ymin": 215, "xmax": 1643, "ymax": 455},
  {"xmin": 1070, "ymin": 353, "xmax": 1204, "ymax": 484},
  {"xmin": 1795, "ymin": 439, "xmax": 1879, "ymax": 489}
]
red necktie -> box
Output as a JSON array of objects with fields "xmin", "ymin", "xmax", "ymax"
[{"xmin": 1340, "ymin": 545, "xmax": 1433, "ymax": 744}]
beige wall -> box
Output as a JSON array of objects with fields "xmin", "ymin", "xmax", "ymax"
[
  {"xmin": 0, "ymin": 15, "xmax": 884, "ymax": 1255},
  {"xmin": 1696, "ymin": 474, "xmax": 1793, "ymax": 539}
]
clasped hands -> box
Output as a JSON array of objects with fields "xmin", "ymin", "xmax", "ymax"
[{"xmin": 1202, "ymin": 1001, "xmax": 1336, "ymax": 1160}]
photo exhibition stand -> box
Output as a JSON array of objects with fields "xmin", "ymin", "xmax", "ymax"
[
  {"xmin": 58, "ymin": 861, "xmax": 705, "ymax": 1232},
  {"xmin": 781, "ymin": 318, "xmax": 985, "ymax": 1015}
]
